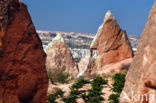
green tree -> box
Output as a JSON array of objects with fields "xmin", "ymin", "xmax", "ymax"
[
  {"xmin": 108, "ymin": 94, "xmax": 120, "ymax": 103},
  {"xmin": 108, "ymin": 73, "xmax": 126, "ymax": 103},
  {"xmin": 112, "ymin": 73, "xmax": 126, "ymax": 94},
  {"xmin": 47, "ymin": 77, "xmax": 108, "ymax": 103},
  {"xmin": 47, "ymin": 68, "xmax": 70, "ymax": 84},
  {"xmin": 47, "ymin": 90, "xmax": 64, "ymax": 103},
  {"xmin": 57, "ymin": 72, "xmax": 70, "ymax": 83},
  {"xmin": 62, "ymin": 79, "xmax": 90, "ymax": 103},
  {"xmin": 81, "ymin": 76, "xmax": 108, "ymax": 103}
]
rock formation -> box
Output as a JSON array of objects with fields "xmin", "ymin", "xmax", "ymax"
[
  {"xmin": 0, "ymin": 0, "xmax": 48, "ymax": 103},
  {"xmin": 89, "ymin": 10, "xmax": 133, "ymax": 74},
  {"xmin": 78, "ymin": 56, "xmax": 90, "ymax": 74},
  {"xmin": 120, "ymin": 2, "xmax": 156, "ymax": 103},
  {"xmin": 46, "ymin": 34, "xmax": 79, "ymax": 77},
  {"xmin": 77, "ymin": 56, "xmax": 90, "ymax": 78}
]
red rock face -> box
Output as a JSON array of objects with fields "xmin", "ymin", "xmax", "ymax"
[
  {"xmin": 89, "ymin": 11, "xmax": 133, "ymax": 74},
  {"xmin": 120, "ymin": 2, "xmax": 156, "ymax": 103},
  {"xmin": 46, "ymin": 41, "xmax": 79, "ymax": 77},
  {"xmin": 0, "ymin": 1, "xmax": 48, "ymax": 103}
]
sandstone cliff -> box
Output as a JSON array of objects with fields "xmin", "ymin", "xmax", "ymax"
[
  {"xmin": 120, "ymin": 2, "xmax": 156, "ymax": 103},
  {"xmin": 0, "ymin": 0, "xmax": 48, "ymax": 103}
]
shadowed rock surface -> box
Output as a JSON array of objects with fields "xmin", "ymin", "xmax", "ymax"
[
  {"xmin": 46, "ymin": 34, "xmax": 79, "ymax": 77},
  {"xmin": 120, "ymin": 2, "xmax": 156, "ymax": 103},
  {"xmin": 0, "ymin": 0, "xmax": 48, "ymax": 103}
]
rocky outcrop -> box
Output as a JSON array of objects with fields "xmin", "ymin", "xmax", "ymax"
[
  {"xmin": 120, "ymin": 2, "xmax": 156, "ymax": 103},
  {"xmin": 78, "ymin": 56, "xmax": 90, "ymax": 74},
  {"xmin": 77, "ymin": 56, "xmax": 91, "ymax": 78},
  {"xmin": 89, "ymin": 10, "xmax": 133, "ymax": 74},
  {"xmin": 46, "ymin": 34, "xmax": 79, "ymax": 77},
  {"xmin": 0, "ymin": 0, "xmax": 48, "ymax": 103}
]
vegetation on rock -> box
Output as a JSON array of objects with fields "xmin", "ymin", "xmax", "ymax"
[
  {"xmin": 108, "ymin": 73, "xmax": 126, "ymax": 103},
  {"xmin": 47, "ymin": 73, "xmax": 126, "ymax": 103},
  {"xmin": 47, "ymin": 76, "xmax": 108, "ymax": 103},
  {"xmin": 48, "ymin": 68, "xmax": 70, "ymax": 84},
  {"xmin": 81, "ymin": 76, "xmax": 108, "ymax": 103},
  {"xmin": 47, "ymin": 90, "xmax": 64, "ymax": 103}
]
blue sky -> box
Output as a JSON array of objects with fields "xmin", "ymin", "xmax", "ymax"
[{"xmin": 22, "ymin": 0, "xmax": 155, "ymax": 35}]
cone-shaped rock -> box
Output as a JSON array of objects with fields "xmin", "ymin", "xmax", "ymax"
[
  {"xmin": 0, "ymin": 0, "xmax": 48, "ymax": 103},
  {"xmin": 45, "ymin": 33, "xmax": 65, "ymax": 52},
  {"xmin": 120, "ymin": 2, "xmax": 156, "ymax": 103},
  {"xmin": 46, "ymin": 34, "xmax": 79, "ymax": 77},
  {"xmin": 89, "ymin": 10, "xmax": 133, "ymax": 74}
]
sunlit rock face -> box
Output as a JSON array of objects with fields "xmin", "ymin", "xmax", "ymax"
[
  {"xmin": 88, "ymin": 10, "xmax": 133, "ymax": 75},
  {"xmin": 45, "ymin": 33, "xmax": 65, "ymax": 52},
  {"xmin": 46, "ymin": 34, "xmax": 79, "ymax": 77},
  {"xmin": 90, "ymin": 10, "xmax": 133, "ymax": 58},
  {"xmin": 77, "ymin": 56, "xmax": 90, "ymax": 78},
  {"xmin": 120, "ymin": 2, "xmax": 156, "ymax": 103},
  {"xmin": 0, "ymin": 0, "xmax": 48, "ymax": 103}
]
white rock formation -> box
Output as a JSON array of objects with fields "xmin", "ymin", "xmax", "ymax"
[{"xmin": 45, "ymin": 33, "xmax": 64, "ymax": 52}]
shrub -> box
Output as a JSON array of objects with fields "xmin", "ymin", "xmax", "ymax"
[
  {"xmin": 80, "ymin": 76, "xmax": 108, "ymax": 103},
  {"xmin": 108, "ymin": 73, "xmax": 126, "ymax": 103},
  {"xmin": 50, "ymin": 87, "xmax": 62, "ymax": 94},
  {"xmin": 108, "ymin": 94, "xmax": 120, "ymax": 103},
  {"xmin": 92, "ymin": 76, "xmax": 108, "ymax": 87},
  {"xmin": 47, "ymin": 77, "xmax": 108, "ymax": 103},
  {"xmin": 62, "ymin": 89, "xmax": 80, "ymax": 103},
  {"xmin": 112, "ymin": 73, "xmax": 126, "ymax": 94},
  {"xmin": 48, "ymin": 71, "xmax": 53, "ymax": 83},
  {"xmin": 47, "ymin": 90, "xmax": 64, "ymax": 103},
  {"xmin": 71, "ymin": 79, "xmax": 90, "ymax": 90},
  {"xmin": 47, "ymin": 68, "xmax": 70, "ymax": 84},
  {"xmin": 88, "ymin": 96, "xmax": 104, "ymax": 103},
  {"xmin": 62, "ymin": 79, "xmax": 90, "ymax": 103},
  {"xmin": 87, "ymin": 76, "xmax": 108, "ymax": 103},
  {"xmin": 62, "ymin": 95, "xmax": 77, "ymax": 103},
  {"xmin": 57, "ymin": 72, "xmax": 70, "ymax": 83}
]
